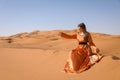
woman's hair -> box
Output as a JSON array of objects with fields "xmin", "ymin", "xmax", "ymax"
[{"xmin": 77, "ymin": 23, "xmax": 87, "ymax": 31}]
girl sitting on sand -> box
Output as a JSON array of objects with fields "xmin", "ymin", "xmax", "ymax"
[{"xmin": 60, "ymin": 22, "xmax": 103, "ymax": 73}]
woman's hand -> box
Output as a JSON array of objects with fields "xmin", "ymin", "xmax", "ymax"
[
  {"xmin": 96, "ymin": 48, "xmax": 100, "ymax": 53},
  {"xmin": 59, "ymin": 32, "xmax": 70, "ymax": 38},
  {"xmin": 92, "ymin": 46, "xmax": 100, "ymax": 53},
  {"xmin": 59, "ymin": 32, "xmax": 65, "ymax": 37}
]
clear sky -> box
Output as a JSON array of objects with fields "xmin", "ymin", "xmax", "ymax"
[{"xmin": 0, "ymin": 0, "xmax": 120, "ymax": 36}]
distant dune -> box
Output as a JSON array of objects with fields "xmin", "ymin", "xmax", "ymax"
[{"xmin": 0, "ymin": 30, "xmax": 120, "ymax": 80}]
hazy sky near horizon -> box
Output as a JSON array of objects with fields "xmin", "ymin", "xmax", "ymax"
[{"xmin": 0, "ymin": 0, "xmax": 120, "ymax": 36}]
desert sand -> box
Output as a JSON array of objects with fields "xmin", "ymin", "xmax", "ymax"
[{"xmin": 0, "ymin": 30, "xmax": 120, "ymax": 80}]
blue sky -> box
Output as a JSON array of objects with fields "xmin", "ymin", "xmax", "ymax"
[{"xmin": 0, "ymin": 0, "xmax": 120, "ymax": 36}]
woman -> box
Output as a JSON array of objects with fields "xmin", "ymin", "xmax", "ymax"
[{"xmin": 60, "ymin": 23, "xmax": 103, "ymax": 73}]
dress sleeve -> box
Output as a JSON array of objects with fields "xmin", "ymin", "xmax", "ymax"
[
  {"xmin": 60, "ymin": 32, "xmax": 77, "ymax": 39},
  {"xmin": 88, "ymin": 33, "xmax": 96, "ymax": 46}
]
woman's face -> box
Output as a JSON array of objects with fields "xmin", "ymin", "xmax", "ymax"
[{"xmin": 77, "ymin": 27, "xmax": 84, "ymax": 32}]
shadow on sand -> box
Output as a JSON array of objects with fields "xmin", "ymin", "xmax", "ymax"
[{"xmin": 112, "ymin": 56, "xmax": 120, "ymax": 60}]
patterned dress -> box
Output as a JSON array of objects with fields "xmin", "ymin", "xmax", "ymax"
[{"xmin": 61, "ymin": 32, "xmax": 102, "ymax": 73}]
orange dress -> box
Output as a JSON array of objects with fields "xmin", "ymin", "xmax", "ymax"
[{"xmin": 61, "ymin": 32, "xmax": 101, "ymax": 73}]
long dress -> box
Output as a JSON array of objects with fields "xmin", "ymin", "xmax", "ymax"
[{"xmin": 61, "ymin": 32, "xmax": 102, "ymax": 73}]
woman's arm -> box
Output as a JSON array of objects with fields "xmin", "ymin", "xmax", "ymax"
[
  {"xmin": 60, "ymin": 32, "xmax": 77, "ymax": 39},
  {"xmin": 88, "ymin": 33, "xmax": 100, "ymax": 53},
  {"xmin": 88, "ymin": 33, "xmax": 96, "ymax": 46}
]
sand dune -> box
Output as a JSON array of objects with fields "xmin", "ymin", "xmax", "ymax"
[{"xmin": 0, "ymin": 30, "xmax": 120, "ymax": 80}]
